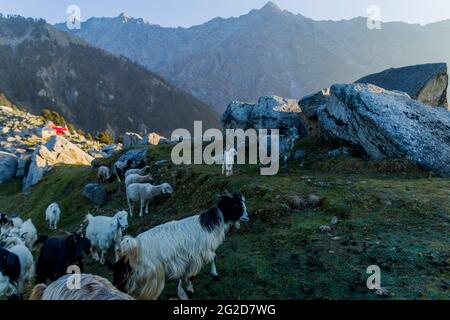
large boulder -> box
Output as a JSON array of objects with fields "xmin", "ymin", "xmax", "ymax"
[
  {"xmin": 117, "ymin": 147, "xmax": 148, "ymax": 167},
  {"xmin": 299, "ymin": 88, "xmax": 330, "ymax": 119},
  {"xmin": 318, "ymin": 83, "xmax": 450, "ymax": 176},
  {"xmin": 123, "ymin": 132, "xmax": 143, "ymax": 148},
  {"xmin": 0, "ymin": 151, "xmax": 18, "ymax": 183},
  {"xmin": 221, "ymin": 96, "xmax": 308, "ymax": 136},
  {"xmin": 83, "ymin": 183, "xmax": 108, "ymax": 205},
  {"xmin": 23, "ymin": 136, "xmax": 94, "ymax": 190},
  {"xmin": 140, "ymin": 132, "xmax": 166, "ymax": 146},
  {"xmin": 355, "ymin": 63, "xmax": 448, "ymax": 108}
]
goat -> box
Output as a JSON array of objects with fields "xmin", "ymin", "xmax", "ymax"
[
  {"xmin": 117, "ymin": 192, "xmax": 249, "ymax": 300},
  {"xmin": 1, "ymin": 214, "xmax": 23, "ymax": 240},
  {"xmin": 30, "ymin": 273, "xmax": 134, "ymax": 300},
  {"xmin": 0, "ymin": 247, "xmax": 21, "ymax": 299},
  {"xmin": 45, "ymin": 203, "xmax": 61, "ymax": 231},
  {"xmin": 1, "ymin": 237, "xmax": 35, "ymax": 298},
  {"xmin": 113, "ymin": 159, "xmax": 133, "ymax": 182},
  {"xmin": 35, "ymin": 232, "xmax": 91, "ymax": 284},
  {"xmin": 125, "ymin": 166, "xmax": 150, "ymax": 178},
  {"xmin": 85, "ymin": 211, "xmax": 128, "ymax": 264},
  {"xmin": 280, "ymin": 127, "xmax": 300, "ymax": 169},
  {"xmin": 126, "ymin": 183, "xmax": 174, "ymax": 217},
  {"xmin": 125, "ymin": 173, "xmax": 153, "ymax": 188},
  {"xmin": 97, "ymin": 166, "xmax": 111, "ymax": 184},
  {"xmin": 17, "ymin": 219, "xmax": 38, "ymax": 250},
  {"xmin": 222, "ymin": 148, "xmax": 238, "ymax": 176}
]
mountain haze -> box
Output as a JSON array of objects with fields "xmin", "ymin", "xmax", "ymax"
[
  {"xmin": 57, "ymin": 2, "xmax": 450, "ymax": 112},
  {"xmin": 0, "ymin": 16, "xmax": 220, "ymax": 136}
]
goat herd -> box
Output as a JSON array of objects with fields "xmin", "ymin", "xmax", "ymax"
[{"xmin": 0, "ymin": 157, "xmax": 250, "ymax": 300}]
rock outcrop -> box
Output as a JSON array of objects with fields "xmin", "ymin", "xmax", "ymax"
[
  {"xmin": 355, "ymin": 63, "xmax": 448, "ymax": 108},
  {"xmin": 221, "ymin": 96, "xmax": 308, "ymax": 136},
  {"xmin": 318, "ymin": 83, "xmax": 450, "ymax": 176},
  {"xmin": 24, "ymin": 136, "xmax": 94, "ymax": 190},
  {"xmin": 83, "ymin": 183, "xmax": 108, "ymax": 205},
  {"xmin": 0, "ymin": 151, "xmax": 17, "ymax": 183},
  {"xmin": 140, "ymin": 132, "xmax": 166, "ymax": 146},
  {"xmin": 123, "ymin": 132, "xmax": 143, "ymax": 148}
]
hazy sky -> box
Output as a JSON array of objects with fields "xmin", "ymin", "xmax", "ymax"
[{"xmin": 1, "ymin": 0, "xmax": 450, "ymax": 27}]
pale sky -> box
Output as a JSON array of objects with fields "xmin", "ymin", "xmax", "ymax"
[{"xmin": 0, "ymin": 0, "xmax": 449, "ymax": 27}]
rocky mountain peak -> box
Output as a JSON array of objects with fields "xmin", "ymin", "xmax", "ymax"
[{"xmin": 261, "ymin": 1, "xmax": 282, "ymax": 13}]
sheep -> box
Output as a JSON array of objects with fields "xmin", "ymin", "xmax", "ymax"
[
  {"xmin": 124, "ymin": 173, "xmax": 153, "ymax": 188},
  {"xmin": 97, "ymin": 166, "xmax": 111, "ymax": 184},
  {"xmin": 17, "ymin": 219, "xmax": 38, "ymax": 250},
  {"xmin": 126, "ymin": 183, "xmax": 174, "ymax": 217},
  {"xmin": 125, "ymin": 166, "xmax": 150, "ymax": 178},
  {"xmin": 45, "ymin": 203, "xmax": 61, "ymax": 231},
  {"xmin": 116, "ymin": 192, "xmax": 249, "ymax": 300},
  {"xmin": 1, "ymin": 237, "xmax": 35, "ymax": 298},
  {"xmin": 85, "ymin": 211, "xmax": 128, "ymax": 264},
  {"xmin": 35, "ymin": 232, "xmax": 91, "ymax": 284},
  {"xmin": 222, "ymin": 148, "xmax": 238, "ymax": 176},
  {"xmin": 113, "ymin": 159, "xmax": 133, "ymax": 182},
  {"xmin": 30, "ymin": 274, "xmax": 134, "ymax": 300}
]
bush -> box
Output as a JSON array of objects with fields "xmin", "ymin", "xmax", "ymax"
[
  {"xmin": 41, "ymin": 108, "xmax": 66, "ymax": 126},
  {"xmin": 96, "ymin": 130, "xmax": 114, "ymax": 144}
]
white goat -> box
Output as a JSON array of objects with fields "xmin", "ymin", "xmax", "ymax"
[
  {"xmin": 85, "ymin": 211, "xmax": 129, "ymax": 264},
  {"xmin": 124, "ymin": 173, "xmax": 153, "ymax": 188},
  {"xmin": 17, "ymin": 219, "xmax": 38, "ymax": 250},
  {"xmin": 97, "ymin": 166, "xmax": 111, "ymax": 183},
  {"xmin": 30, "ymin": 274, "xmax": 134, "ymax": 300},
  {"xmin": 126, "ymin": 183, "xmax": 174, "ymax": 217},
  {"xmin": 45, "ymin": 203, "xmax": 61, "ymax": 230},
  {"xmin": 113, "ymin": 159, "xmax": 132, "ymax": 182},
  {"xmin": 222, "ymin": 148, "xmax": 238, "ymax": 176},
  {"xmin": 4, "ymin": 237, "xmax": 35, "ymax": 296},
  {"xmin": 118, "ymin": 193, "xmax": 249, "ymax": 300},
  {"xmin": 125, "ymin": 166, "xmax": 150, "ymax": 178}
]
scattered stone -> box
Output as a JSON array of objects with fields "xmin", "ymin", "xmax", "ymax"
[
  {"xmin": 307, "ymin": 194, "xmax": 323, "ymax": 206},
  {"xmin": 23, "ymin": 136, "xmax": 94, "ymax": 190},
  {"xmin": 374, "ymin": 287, "xmax": 389, "ymax": 296},
  {"xmin": 155, "ymin": 160, "xmax": 169, "ymax": 166},
  {"xmin": 123, "ymin": 132, "xmax": 143, "ymax": 148},
  {"xmin": 288, "ymin": 196, "xmax": 307, "ymax": 210},
  {"xmin": 118, "ymin": 147, "xmax": 148, "ymax": 167},
  {"xmin": 331, "ymin": 216, "xmax": 338, "ymax": 225},
  {"xmin": 83, "ymin": 183, "xmax": 108, "ymax": 205},
  {"xmin": 141, "ymin": 132, "xmax": 165, "ymax": 146},
  {"xmin": 319, "ymin": 225, "xmax": 331, "ymax": 232}
]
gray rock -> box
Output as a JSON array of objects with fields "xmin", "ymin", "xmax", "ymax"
[
  {"xmin": 83, "ymin": 183, "xmax": 108, "ymax": 205},
  {"xmin": 23, "ymin": 136, "xmax": 94, "ymax": 190},
  {"xmin": 322, "ymin": 147, "xmax": 351, "ymax": 159},
  {"xmin": 356, "ymin": 63, "xmax": 448, "ymax": 108},
  {"xmin": 299, "ymin": 88, "xmax": 330, "ymax": 119},
  {"xmin": 16, "ymin": 154, "xmax": 31, "ymax": 178},
  {"xmin": 221, "ymin": 96, "xmax": 308, "ymax": 137},
  {"xmin": 123, "ymin": 132, "xmax": 143, "ymax": 148},
  {"xmin": 140, "ymin": 132, "xmax": 166, "ymax": 146},
  {"xmin": 318, "ymin": 83, "xmax": 450, "ymax": 176},
  {"xmin": 118, "ymin": 147, "xmax": 148, "ymax": 167},
  {"xmin": 0, "ymin": 151, "xmax": 18, "ymax": 183}
]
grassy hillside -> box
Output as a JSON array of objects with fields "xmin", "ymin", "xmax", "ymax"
[{"xmin": 0, "ymin": 140, "xmax": 449, "ymax": 300}]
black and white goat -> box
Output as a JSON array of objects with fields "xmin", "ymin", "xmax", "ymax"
[
  {"xmin": 116, "ymin": 193, "xmax": 249, "ymax": 300},
  {"xmin": 113, "ymin": 159, "xmax": 133, "ymax": 182},
  {"xmin": 35, "ymin": 232, "xmax": 91, "ymax": 284}
]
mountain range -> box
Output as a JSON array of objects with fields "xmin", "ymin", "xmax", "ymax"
[
  {"xmin": 56, "ymin": 1, "xmax": 450, "ymax": 112},
  {"xmin": 0, "ymin": 16, "xmax": 219, "ymax": 136}
]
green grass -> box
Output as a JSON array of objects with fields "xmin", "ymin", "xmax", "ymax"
[{"xmin": 0, "ymin": 142, "xmax": 449, "ymax": 300}]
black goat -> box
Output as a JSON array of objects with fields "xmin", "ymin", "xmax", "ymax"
[
  {"xmin": 105, "ymin": 258, "xmax": 132, "ymax": 293},
  {"xmin": 35, "ymin": 233, "xmax": 91, "ymax": 284},
  {"xmin": 0, "ymin": 248, "xmax": 21, "ymax": 297}
]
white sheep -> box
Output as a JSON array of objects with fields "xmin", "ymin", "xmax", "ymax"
[
  {"xmin": 17, "ymin": 219, "xmax": 38, "ymax": 250},
  {"xmin": 124, "ymin": 173, "xmax": 153, "ymax": 188},
  {"xmin": 222, "ymin": 148, "xmax": 238, "ymax": 176},
  {"xmin": 97, "ymin": 166, "xmax": 111, "ymax": 184},
  {"xmin": 125, "ymin": 166, "xmax": 150, "ymax": 178},
  {"xmin": 117, "ymin": 193, "xmax": 249, "ymax": 300},
  {"xmin": 126, "ymin": 183, "xmax": 174, "ymax": 217},
  {"xmin": 45, "ymin": 203, "xmax": 61, "ymax": 230},
  {"xmin": 4, "ymin": 237, "xmax": 35, "ymax": 296},
  {"xmin": 85, "ymin": 211, "xmax": 129, "ymax": 264}
]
